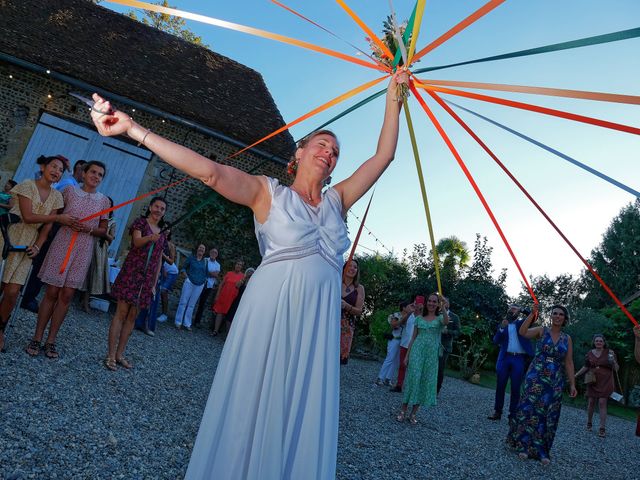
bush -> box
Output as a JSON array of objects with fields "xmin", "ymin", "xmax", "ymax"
[{"xmin": 368, "ymin": 306, "xmax": 396, "ymax": 354}]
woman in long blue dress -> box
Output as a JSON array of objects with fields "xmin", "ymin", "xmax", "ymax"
[
  {"xmin": 506, "ymin": 304, "xmax": 577, "ymax": 465},
  {"xmin": 90, "ymin": 72, "xmax": 408, "ymax": 479}
]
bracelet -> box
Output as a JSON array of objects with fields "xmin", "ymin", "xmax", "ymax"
[
  {"xmin": 32, "ymin": 244, "xmax": 40, "ymax": 252},
  {"xmin": 137, "ymin": 129, "xmax": 151, "ymax": 147}
]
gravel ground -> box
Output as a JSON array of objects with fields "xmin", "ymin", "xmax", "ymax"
[{"xmin": 1, "ymin": 305, "xmax": 637, "ymax": 480}]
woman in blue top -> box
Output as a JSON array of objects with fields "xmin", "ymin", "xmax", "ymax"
[{"xmin": 175, "ymin": 243, "xmax": 207, "ymax": 331}]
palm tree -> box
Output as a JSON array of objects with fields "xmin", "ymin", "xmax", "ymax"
[{"xmin": 436, "ymin": 236, "xmax": 470, "ymax": 286}]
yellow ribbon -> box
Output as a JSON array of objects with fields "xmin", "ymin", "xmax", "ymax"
[
  {"xmin": 402, "ymin": 98, "xmax": 442, "ymax": 295},
  {"xmin": 406, "ymin": 0, "xmax": 426, "ymax": 65}
]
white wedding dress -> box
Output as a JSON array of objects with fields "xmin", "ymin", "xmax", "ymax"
[{"xmin": 185, "ymin": 177, "xmax": 350, "ymax": 480}]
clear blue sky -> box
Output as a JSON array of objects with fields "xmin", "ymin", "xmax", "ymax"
[{"xmin": 104, "ymin": 0, "xmax": 640, "ymax": 297}]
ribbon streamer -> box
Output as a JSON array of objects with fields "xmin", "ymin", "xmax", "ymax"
[
  {"xmin": 402, "ymin": 98, "xmax": 443, "ymax": 295},
  {"xmin": 229, "ymin": 75, "xmax": 388, "ymax": 159},
  {"xmin": 414, "ymin": 81, "xmax": 640, "ymax": 136},
  {"xmin": 411, "ymin": 0, "xmax": 506, "ymax": 64},
  {"xmin": 409, "ymin": 82, "xmax": 538, "ymax": 304},
  {"xmin": 446, "ymin": 101, "xmax": 640, "ymax": 198},
  {"xmin": 420, "ymin": 79, "xmax": 640, "ymax": 105},
  {"xmin": 413, "ymin": 27, "xmax": 640, "ymax": 75},
  {"xmin": 405, "ymin": 0, "xmax": 425, "ymax": 64},
  {"xmin": 105, "ymin": 0, "xmax": 385, "ymax": 71},
  {"xmin": 428, "ymin": 91, "xmax": 637, "ymax": 326},
  {"xmin": 335, "ymin": 0, "xmax": 394, "ymax": 60},
  {"xmin": 392, "ymin": 1, "xmax": 418, "ymax": 68},
  {"xmin": 346, "ymin": 185, "xmax": 377, "ymax": 266},
  {"xmin": 270, "ymin": 0, "xmax": 386, "ymax": 69},
  {"xmin": 59, "ymin": 176, "xmax": 189, "ymax": 273}
]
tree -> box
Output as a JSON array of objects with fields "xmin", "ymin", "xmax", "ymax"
[
  {"xmin": 516, "ymin": 273, "xmax": 582, "ymax": 316},
  {"xmin": 127, "ymin": 0, "xmax": 207, "ymax": 47},
  {"xmin": 436, "ymin": 235, "xmax": 470, "ymax": 288},
  {"xmin": 582, "ymin": 200, "xmax": 640, "ymax": 307},
  {"xmin": 181, "ymin": 187, "xmax": 261, "ymax": 271}
]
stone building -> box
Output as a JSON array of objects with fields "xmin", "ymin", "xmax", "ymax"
[{"xmin": 0, "ymin": 0, "xmax": 294, "ymax": 257}]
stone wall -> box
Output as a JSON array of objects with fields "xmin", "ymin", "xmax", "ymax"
[{"xmin": 0, "ymin": 61, "xmax": 290, "ymax": 251}]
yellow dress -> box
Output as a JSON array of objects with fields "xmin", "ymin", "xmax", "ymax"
[{"xmin": 0, "ymin": 180, "xmax": 63, "ymax": 285}]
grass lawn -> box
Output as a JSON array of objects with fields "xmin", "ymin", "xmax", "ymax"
[{"xmin": 445, "ymin": 368, "xmax": 638, "ymax": 421}]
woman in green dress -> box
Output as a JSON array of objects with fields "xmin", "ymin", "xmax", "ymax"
[{"xmin": 397, "ymin": 292, "xmax": 449, "ymax": 424}]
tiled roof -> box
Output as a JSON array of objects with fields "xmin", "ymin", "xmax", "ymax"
[{"xmin": 0, "ymin": 0, "xmax": 295, "ymax": 157}]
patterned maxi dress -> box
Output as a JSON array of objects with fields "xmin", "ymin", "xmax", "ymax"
[
  {"xmin": 39, "ymin": 186, "xmax": 110, "ymax": 289},
  {"xmin": 507, "ymin": 328, "xmax": 569, "ymax": 460},
  {"xmin": 111, "ymin": 217, "xmax": 166, "ymax": 310},
  {"xmin": 340, "ymin": 288, "xmax": 358, "ymax": 361},
  {"xmin": 402, "ymin": 315, "xmax": 444, "ymax": 407}
]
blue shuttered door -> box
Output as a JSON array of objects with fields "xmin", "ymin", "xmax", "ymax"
[{"xmin": 14, "ymin": 112, "xmax": 152, "ymax": 254}]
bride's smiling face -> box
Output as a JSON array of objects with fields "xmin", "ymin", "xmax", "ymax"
[{"xmin": 296, "ymin": 133, "xmax": 340, "ymax": 181}]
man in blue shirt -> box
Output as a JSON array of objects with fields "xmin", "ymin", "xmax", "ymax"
[{"xmin": 487, "ymin": 304, "xmax": 534, "ymax": 421}]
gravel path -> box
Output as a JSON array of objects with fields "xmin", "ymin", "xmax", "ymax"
[{"xmin": 1, "ymin": 305, "xmax": 637, "ymax": 479}]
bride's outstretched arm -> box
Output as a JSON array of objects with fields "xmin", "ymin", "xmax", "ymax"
[{"xmin": 90, "ymin": 94, "xmax": 269, "ymax": 214}]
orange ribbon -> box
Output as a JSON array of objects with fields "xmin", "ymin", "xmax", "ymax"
[
  {"xmin": 335, "ymin": 0, "xmax": 394, "ymax": 61},
  {"xmin": 419, "ymin": 79, "xmax": 640, "ymax": 105},
  {"xmin": 409, "ymin": 81, "xmax": 538, "ymax": 304},
  {"xmin": 229, "ymin": 75, "xmax": 388, "ymax": 159},
  {"xmin": 411, "ymin": 0, "xmax": 506, "ymax": 64},
  {"xmin": 105, "ymin": 0, "xmax": 385, "ymax": 72},
  {"xmin": 59, "ymin": 176, "xmax": 189, "ymax": 273},
  {"xmin": 414, "ymin": 81, "xmax": 640, "ymax": 136}
]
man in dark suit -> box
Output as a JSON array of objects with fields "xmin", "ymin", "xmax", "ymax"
[
  {"xmin": 437, "ymin": 297, "xmax": 460, "ymax": 395},
  {"xmin": 487, "ymin": 304, "xmax": 534, "ymax": 421}
]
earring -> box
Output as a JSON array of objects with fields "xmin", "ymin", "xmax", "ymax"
[{"xmin": 287, "ymin": 158, "xmax": 299, "ymax": 175}]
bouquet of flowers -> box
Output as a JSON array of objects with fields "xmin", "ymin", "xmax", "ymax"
[{"xmin": 365, "ymin": 15, "xmax": 415, "ymax": 100}]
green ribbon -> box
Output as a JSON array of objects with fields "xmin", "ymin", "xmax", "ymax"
[{"xmin": 392, "ymin": 1, "xmax": 418, "ymax": 69}]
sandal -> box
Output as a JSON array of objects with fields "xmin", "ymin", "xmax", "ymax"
[
  {"xmin": 104, "ymin": 358, "xmax": 117, "ymax": 371},
  {"xmin": 116, "ymin": 357, "xmax": 133, "ymax": 369},
  {"xmin": 540, "ymin": 458, "xmax": 551, "ymax": 466},
  {"xmin": 598, "ymin": 427, "xmax": 606, "ymax": 438},
  {"xmin": 586, "ymin": 421, "xmax": 592, "ymax": 431},
  {"xmin": 25, "ymin": 340, "xmax": 42, "ymax": 357},
  {"xmin": 396, "ymin": 411, "xmax": 406, "ymax": 422},
  {"xmin": 518, "ymin": 453, "xmax": 528, "ymax": 461},
  {"xmin": 43, "ymin": 343, "xmax": 59, "ymax": 359},
  {"xmin": 408, "ymin": 414, "xmax": 418, "ymax": 425}
]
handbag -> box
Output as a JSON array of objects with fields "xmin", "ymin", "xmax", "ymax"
[
  {"xmin": 609, "ymin": 369, "xmax": 624, "ymax": 403},
  {"xmin": 584, "ymin": 369, "xmax": 596, "ymax": 385}
]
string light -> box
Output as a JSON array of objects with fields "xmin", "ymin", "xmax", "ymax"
[
  {"xmin": 8, "ymin": 74, "xmax": 13, "ymax": 79},
  {"xmin": 47, "ymin": 94, "xmax": 52, "ymax": 99},
  {"xmin": 46, "ymin": 69, "xmax": 50, "ymax": 74},
  {"xmin": 346, "ymin": 210, "xmax": 393, "ymax": 255}
]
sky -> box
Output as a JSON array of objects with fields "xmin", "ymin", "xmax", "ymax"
[{"xmin": 102, "ymin": 0, "xmax": 640, "ymax": 297}]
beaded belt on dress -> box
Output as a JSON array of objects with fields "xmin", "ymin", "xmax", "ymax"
[{"xmin": 260, "ymin": 241, "xmax": 341, "ymax": 272}]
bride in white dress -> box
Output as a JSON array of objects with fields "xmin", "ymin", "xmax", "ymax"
[{"xmin": 90, "ymin": 71, "xmax": 407, "ymax": 479}]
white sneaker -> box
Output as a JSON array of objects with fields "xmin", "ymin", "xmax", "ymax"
[{"xmin": 157, "ymin": 314, "xmax": 168, "ymax": 323}]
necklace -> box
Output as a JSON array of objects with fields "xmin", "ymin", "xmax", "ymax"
[{"xmin": 291, "ymin": 185, "xmax": 313, "ymax": 202}]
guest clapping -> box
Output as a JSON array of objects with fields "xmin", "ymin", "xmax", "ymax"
[
  {"xmin": 397, "ymin": 293, "xmax": 449, "ymax": 424},
  {"xmin": 574, "ymin": 334, "xmax": 619, "ymax": 437},
  {"xmin": 507, "ymin": 305, "xmax": 577, "ymax": 465},
  {"xmin": 104, "ymin": 197, "xmax": 168, "ymax": 371},
  {"xmin": 0, "ymin": 155, "xmax": 75, "ymax": 352},
  {"xmin": 175, "ymin": 243, "xmax": 208, "ymax": 331},
  {"xmin": 27, "ymin": 161, "xmax": 110, "ymax": 358},
  {"xmin": 340, "ymin": 259, "xmax": 365, "ymax": 365}
]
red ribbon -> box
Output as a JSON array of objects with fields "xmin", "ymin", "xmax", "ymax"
[
  {"xmin": 427, "ymin": 89, "xmax": 638, "ymax": 326},
  {"xmin": 409, "ymin": 81, "xmax": 539, "ymax": 304}
]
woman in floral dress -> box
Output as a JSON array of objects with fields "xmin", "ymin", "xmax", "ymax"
[
  {"xmin": 507, "ymin": 304, "xmax": 577, "ymax": 465},
  {"xmin": 104, "ymin": 197, "xmax": 168, "ymax": 371},
  {"xmin": 397, "ymin": 293, "xmax": 449, "ymax": 424},
  {"xmin": 27, "ymin": 161, "xmax": 110, "ymax": 359}
]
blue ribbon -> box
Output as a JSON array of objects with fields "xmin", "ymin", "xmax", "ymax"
[{"xmin": 447, "ymin": 100, "xmax": 640, "ymax": 198}]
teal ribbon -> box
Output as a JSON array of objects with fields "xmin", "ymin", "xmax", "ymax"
[{"xmin": 392, "ymin": 1, "xmax": 418, "ymax": 69}]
